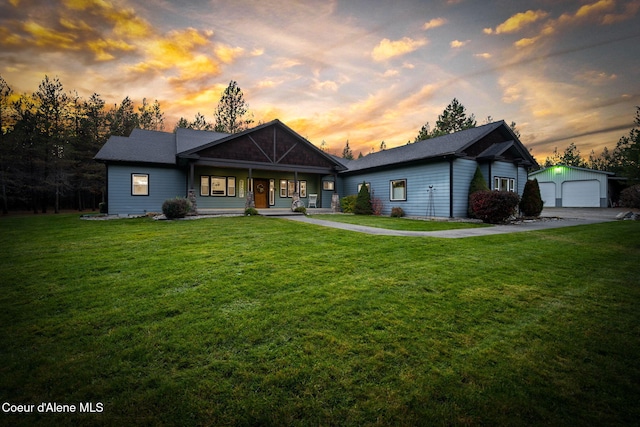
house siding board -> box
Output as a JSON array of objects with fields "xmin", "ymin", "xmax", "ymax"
[
  {"xmin": 107, "ymin": 165, "xmax": 186, "ymax": 215},
  {"xmin": 451, "ymin": 159, "xmax": 478, "ymax": 217},
  {"xmin": 342, "ymin": 162, "xmax": 454, "ymax": 217}
]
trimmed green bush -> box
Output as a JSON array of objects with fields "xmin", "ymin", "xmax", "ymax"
[
  {"xmin": 620, "ymin": 184, "xmax": 640, "ymax": 208},
  {"xmin": 470, "ymin": 190, "xmax": 520, "ymax": 224},
  {"xmin": 340, "ymin": 195, "xmax": 357, "ymax": 213},
  {"xmin": 244, "ymin": 207, "xmax": 260, "ymax": 216},
  {"xmin": 520, "ymin": 179, "xmax": 544, "ymax": 217},
  {"xmin": 354, "ymin": 182, "xmax": 373, "ymax": 215},
  {"xmin": 468, "ymin": 166, "xmax": 489, "ymax": 217},
  {"xmin": 390, "ymin": 207, "xmax": 405, "ymax": 217},
  {"xmin": 294, "ymin": 206, "xmax": 307, "ymax": 214},
  {"xmin": 162, "ymin": 197, "xmax": 191, "ymax": 219}
]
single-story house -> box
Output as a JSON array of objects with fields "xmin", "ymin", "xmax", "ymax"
[
  {"xmin": 94, "ymin": 119, "xmax": 537, "ymax": 217},
  {"xmin": 529, "ymin": 165, "xmax": 614, "ymax": 208}
]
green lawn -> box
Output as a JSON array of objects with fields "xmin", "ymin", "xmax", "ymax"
[
  {"xmin": 309, "ymin": 213, "xmax": 490, "ymax": 231},
  {"xmin": 1, "ymin": 214, "xmax": 639, "ymax": 426}
]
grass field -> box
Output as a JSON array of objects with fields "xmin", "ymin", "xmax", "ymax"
[{"xmin": 1, "ymin": 214, "xmax": 639, "ymax": 426}]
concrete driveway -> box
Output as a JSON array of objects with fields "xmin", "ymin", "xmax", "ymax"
[{"xmin": 284, "ymin": 207, "xmax": 634, "ymax": 238}]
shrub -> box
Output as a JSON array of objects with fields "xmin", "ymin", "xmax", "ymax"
[
  {"xmin": 390, "ymin": 207, "xmax": 405, "ymax": 217},
  {"xmin": 470, "ymin": 190, "xmax": 520, "ymax": 224},
  {"xmin": 340, "ymin": 195, "xmax": 357, "ymax": 213},
  {"xmin": 244, "ymin": 207, "xmax": 260, "ymax": 216},
  {"xmin": 371, "ymin": 197, "xmax": 383, "ymax": 216},
  {"xmin": 520, "ymin": 179, "xmax": 544, "ymax": 217},
  {"xmin": 620, "ymin": 184, "xmax": 640, "ymax": 208},
  {"xmin": 99, "ymin": 202, "xmax": 108, "ymax": 214},
  {"xmin": 162, "ymin": 197, "xmax": 191, "ymax": 219},
  {"xmin": 354, "ymin": 182, "xmax": 373, "ymax": 215},
  {"xmin": 293, "ymin": 206, "xmax": 307, "ymax": 214},
  {"xmin": 467, "ymin": 166, "xmax": 489, "ymax": 217}
]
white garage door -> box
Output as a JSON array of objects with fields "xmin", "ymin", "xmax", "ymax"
[
  {"xmin": 538, "ymin": 182, "xmax": 556, "ymax": 207},
  {"xmin": 562, "ymin": 180, "xmax": 600, "ymax": 207}
]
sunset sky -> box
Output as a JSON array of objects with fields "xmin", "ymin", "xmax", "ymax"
[{"xmin": 1, "ymin": 0, "xmax": 639, "ymax": 160}]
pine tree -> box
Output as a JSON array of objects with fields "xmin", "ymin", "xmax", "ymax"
[
  {"xmin": 354, "ymin": 182, "xmax": 373, "ymax": 215},
  {"xmin": 520, "ymin": 179, "xmax": 544, "ymax": 217},
  {"xmin": 214, "ymin": 81, "xmax": 253, "ymax": 133}
]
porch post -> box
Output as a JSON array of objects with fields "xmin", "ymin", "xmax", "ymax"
[
  {"xmin": 188, "ymin": 161, "xmax": 197, "ymax": 215},
  {"xmin": 246, "ymin": 168, "xmax": 255, "ymax": 209},
  {"xmin": 331, "ymin": 172, "xmax": 340, "ymax": 212}
]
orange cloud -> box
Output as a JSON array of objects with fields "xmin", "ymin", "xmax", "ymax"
[
  {"xmin": 450, "ymin": 40, "xmax": 469, "ymax": 48},
  {"xmin": 485, "ymin": 9, "xmax": 548, "ymax": 34},
  {"xmin": 422, "ymin": 18, "xmax": 447, "ymax": 30},
  {"xmin": 23, "ymin": 20, "xmax": 77, "ymax": 49},
  {"xmin": 371, "ymin": 37, "xmax": 427, "ymax": 62}
]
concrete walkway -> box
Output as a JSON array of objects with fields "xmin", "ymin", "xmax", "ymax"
[{"xmin": 282, "ymin": 208, "xmax": 631, "ymax": 239}]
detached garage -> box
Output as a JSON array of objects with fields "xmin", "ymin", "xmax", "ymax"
[{"xmin": 529, "ymin": 165, "xmax": 613, "ymax": 208}]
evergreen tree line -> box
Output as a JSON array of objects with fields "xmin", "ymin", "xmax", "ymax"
[{"xmin": 0, "ymin": 76, "xmax": 253, "ymax": 214}]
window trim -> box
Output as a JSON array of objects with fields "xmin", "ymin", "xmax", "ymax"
[
  {"xmin": 323, "ymin": 181, "xmax": 335, "ymax": 191},
  {"xmin": 389, "ymin": 179, "xmax": 407, "ymax": 201},
  {"xmin": 200, "ymin": 176, "xmax": 210, "ymax": 197},
  {"xmin": 494, "ymin": 176, "xmax": 516, "ymax": 192},
  {"xmin": 131, "ymin": 173, "xmax": 149, "ymax": 196}
]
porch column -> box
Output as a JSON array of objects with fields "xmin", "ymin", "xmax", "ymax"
[
  {"xmin": 245, "ymin": 168, "xmax": 255, "ymax": 209},
  {"xmin": 188, "ymin": 162, "xmax": 197, "ymax": 215},
  {"xmin": 331, "ymin": 172, "xmax": 340, "ymax": 212}
]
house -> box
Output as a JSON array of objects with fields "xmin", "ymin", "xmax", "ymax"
[
  {"xmin": 340, "ymin": 120, "xmax": 536, "ymax": 217},
  {"xmin": 94, "ymin": 120, "xmax": 346, "ymax": 215},
  {"xmin": 94, "ymin": 119, "xmax": 537, "ymax": 217},
  {"xmin": 528, "ymin": 165, "xmax": 614, "ymax": 208}
]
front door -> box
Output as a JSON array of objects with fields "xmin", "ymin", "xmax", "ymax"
[{"xmin": 254, "ymin": 179, "xmax": 269, "ymax": 208}]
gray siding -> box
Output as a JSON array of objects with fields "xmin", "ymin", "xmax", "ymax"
[
  {"xmin": 342, "ymin": 161, "xmax": 453, "ymax": 217},
  {"xmin": 107, "ymin": 165, "xmax": 187, "ymax": 215},
  {"xmin": 451, "ymin": 158, "xmax": 478, "ymax": 217}
]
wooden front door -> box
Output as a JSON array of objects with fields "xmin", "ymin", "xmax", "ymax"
[{"xmin": 254, "ymin": 179, "xmax": 269, "ymax": 208}]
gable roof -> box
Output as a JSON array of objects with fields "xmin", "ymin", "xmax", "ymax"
[
  {"xmin": 342, "ymin": 121, "xmax": 535, "ymax": 174},
  {"xmin": 179, "ymin": 119, "xmax": 347, "ymax": 172}
]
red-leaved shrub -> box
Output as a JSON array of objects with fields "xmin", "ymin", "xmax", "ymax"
[{"xmin": 470, "ymin": 190, "xmax": 520, "ymax": 224}]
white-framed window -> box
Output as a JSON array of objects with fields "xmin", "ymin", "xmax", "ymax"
[
  {"xmin": 201, "ymin": 175, "xmax": 237, "ymax": 196},
  {"xmin": 131, "ymin": 173, "xmax": 149, "ymax": 196},
  {"xmin": 200, "ymin": 176, "xmax": 210, "ymax": 196},
  {"xmin": 228, "ymin": 177, "xmax": 236, "ymax": 197},
  {"xmin": 283, "ymin": 180, "xmax": 307, "ymax": 197},
  {"xmin": 269, "ymin": 179, "xmax": 275, "ymax": 205},
  {"xmin": 323, "ymin": 181, "xmax": 335, "ymax": 191},
  {"xmin": 211, "ymin": 176, "xmax": 226, "ymax": 196},
  {"xmin": 494, "ymin": 177, "xmax": 515, "ymax": 192},
  {"xmin": 390, "ymin": 179, "xmax": 407, "ymax": 201}
]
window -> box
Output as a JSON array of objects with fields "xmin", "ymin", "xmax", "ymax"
[
  {"xmin": 201, "ymin": 175, "xmax": 237, "ymax": 196},
  {"xmin": 323, "ymin": 181, "xmax": 335, "ymax": 191},
  {"xmin": 227, "ymin": 177, "xmax": 236, "ymax": 197},
  {"xmin": 390, "ymin": 179, "xmax": 407, "ymax": 201},
  {"xmin": 300, "ymin": 181, "xmax": 307, "ymax": 198},
  {"xmin": 494, "ymin": 177, "xmax": 515, "ymax": 192},
  {"xmin": 200, "ymin": 176, "xmax": 210, "ymax": 196},
  {"xmin": 211, "ymin": 176, "xmax": 226, "ymax": 196},
  {"xmin": 269, "ymin": 179, "xmax": 275, "ymax": 205},
  {"xmin": 132, "ymin": 174, "xmax": 149, "ymax": 196},
  {"xmin": 280, "ymin": 179, "xmax": 287, "ymax": 198}
]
